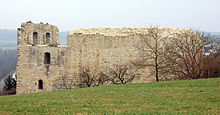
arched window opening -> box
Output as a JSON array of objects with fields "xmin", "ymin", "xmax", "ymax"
[
  {"xmin": 44, "ymin": 52, "xmax": 50, "ymax": 64},
  {"xmin": 38, "ymin": 80, "xmax": 43, "ymax": 89},
  {"xmin": 46, "ymin": 33, "xmax": 50, "ymax": 44},
  {"xmin": 33, "ymin": 32, "xmax": 38, "ymax": 45}
]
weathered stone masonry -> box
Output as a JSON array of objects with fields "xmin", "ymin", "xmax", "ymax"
[{"xmin": 16, "ymin": 22, "xmax": 196, "ymax": 94}]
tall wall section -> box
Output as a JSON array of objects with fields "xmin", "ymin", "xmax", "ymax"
[{"xmin": 67, "ymin": 28, "xmax": 155, "ymax": 83}]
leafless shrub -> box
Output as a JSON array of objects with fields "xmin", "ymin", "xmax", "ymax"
[
  {"xmin": 96, "ymin": 72, "xmax": 111, "ymax": 86},
  {"xmin": 107, "ymin": 65, "xmax": 141, "ymax": 84},
  {"xmin": 78, "ymin": 67, "xmax": 96, "ymax": 88},
  {"xmin": 78, "ymin": 67, "xmax": 111, "ymax": 88}
]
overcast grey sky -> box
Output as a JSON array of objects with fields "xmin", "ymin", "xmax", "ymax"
[{"xmin": 0, "ymin": 0, "xmax": 219, "ymax": 32}]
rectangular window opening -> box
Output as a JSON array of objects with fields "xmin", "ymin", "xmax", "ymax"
[{"xmin": 44, "ymin": 52, "xmax": 50, "ymax": 64}]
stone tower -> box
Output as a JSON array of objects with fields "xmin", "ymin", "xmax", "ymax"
[{"xmin": 16, "ymin": 22, "xmax": 69, "ymax": 94}]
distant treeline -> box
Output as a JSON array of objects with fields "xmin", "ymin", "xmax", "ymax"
[{"xmin": 0, "ymin": 49, "xmax": 17, "ymax": 79}]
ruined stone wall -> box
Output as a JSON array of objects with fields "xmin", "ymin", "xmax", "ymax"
[
  {"xmin": 17, "ymin": 22, "xmax": 200, "ymax": 94},
  {"xmin": 67, "ymin": 28, "xmax": 154, "ymax": 83}
]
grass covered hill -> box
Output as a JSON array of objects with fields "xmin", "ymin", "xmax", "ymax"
[{"xmin": 0, "ymin": 78, "xmax": 219, "ymax": 114}]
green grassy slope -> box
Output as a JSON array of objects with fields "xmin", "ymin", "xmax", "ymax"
[{"xmin": 0, "ymin": 78, "xmax": 220, "ymax": 114}]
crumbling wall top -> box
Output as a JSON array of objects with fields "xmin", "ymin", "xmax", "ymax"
[
  {"xmin": 19, "ymin": 21, "xmax": 60, "ymax": 46},
  {"xmin": 69, "ymin": 27, "xmax": 190, "ymax": 36},
  {"xmin": 21, "ymin": 21, "xmax": 57, "ymax": 29}
]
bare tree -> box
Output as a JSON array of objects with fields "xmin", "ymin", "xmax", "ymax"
[
  {"xmin": 164, "ymin": 30, "xmax": 204, "ymax": 79},
  {"xmin": 108, "ymin": 65, "xmax": 141, "ymax": 84},
  {"xmin": 96, "ymin": 72, "xmax": 110, "ymax": 86},
  {"xmin": 78, "ymin": 67, "xmax": 110, "ymax": 87},
  {"xmin": 78, "ymin": 67, "xmax": 95, "ymax": 87},
  {"xmin": 134, "ymin": 27, "xmax": 168, "ymax": 81}
]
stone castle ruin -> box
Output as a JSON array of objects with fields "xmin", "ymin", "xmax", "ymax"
[{"xmin": 16, "ymin": 22, "xmax": 201, "ymax": 94}]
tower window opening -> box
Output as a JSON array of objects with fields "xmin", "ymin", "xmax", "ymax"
[
  {"xmin": 33, "ymin": 32, "xmax": 38, "ymax": 45},
  {"xmin": 46, "ymin": 33, "xmax": 50, "ymax": 44},
  {"xmin": 44, "ymin": 52, "xmax": 50, "ymax": 64},
  {"xmin": 38, "ymin": 80, "xmax": 43, "ymax": 89}
]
